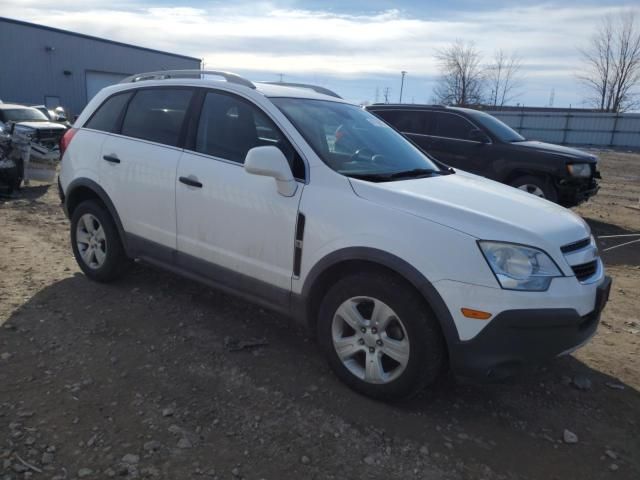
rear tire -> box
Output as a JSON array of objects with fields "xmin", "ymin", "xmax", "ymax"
[
  {"xmin": 70, "ymin": 200, "xmax": 130, "ymax": 282},
  {"xmin": 317, "ymin": 271, "xmax": 446, "ymax": 401},
  {"xmin": 509, "ymin": 175, "xmax": 558, "ymax": 202}
]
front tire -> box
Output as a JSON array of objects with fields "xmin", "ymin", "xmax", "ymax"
[
  {"xmin": 317, "ymin": 272, "xmax": 446, "ymax": 401},
  {"xmin": 70, "ymin": 200, "xmax": 130, "ymax": 282},
  {"xmin": 509, "ymin": 175, "xmax": 558, "ymax": 202}
]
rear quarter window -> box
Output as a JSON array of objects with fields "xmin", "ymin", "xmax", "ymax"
[
  {"xmin": 84, "ymin": 92, "xmax": 133, "ymax": 133},
  {"xmin": 121, "ymin": 88, "xmax": 193, "ymax": 147}
]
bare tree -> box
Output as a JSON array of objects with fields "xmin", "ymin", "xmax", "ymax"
[
  {"xmin": 433, "ymin": 40, "xmax": 485, "ymax": 106},
  {"xmin": 487, "ymin": 49, "xmax": 523, "ymax": 107},
  {"xmin": 579, "ymin": 12, "xmax": 640, "ymax": 112}
]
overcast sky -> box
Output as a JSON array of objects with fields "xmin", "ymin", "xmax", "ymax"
[{"xmin": 3, "ymin": 0, "xmax": 639, "ymax": 106}]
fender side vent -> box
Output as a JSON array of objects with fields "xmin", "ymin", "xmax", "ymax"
[{"xmin": 293, "ymin": 213, "xmax": 306, "ymax": 277}]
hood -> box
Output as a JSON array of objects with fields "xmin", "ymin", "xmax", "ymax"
[
  {"xmin": 512, "ymin": 140, "xmax": 597, "ymax": 162},
  {"xmin": 13, "ymin": 121, "xmax": 67, "ymax": 130},
  {"xmin": 349, "ymin": 171, "xmax": 590, "ymax": 253}
]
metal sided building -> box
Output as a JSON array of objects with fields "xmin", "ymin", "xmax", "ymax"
[{"xmin": 0, "ymin": 17, "xmax": 201, "ymax": 116}]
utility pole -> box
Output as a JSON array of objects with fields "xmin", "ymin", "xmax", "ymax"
[
  {"xmin": 278, "ymin": 73, "xmax": 284, "ymax": 83},
  {"xmin": 383, "ymin": 87, "xmax": 391, "ymax": 104},
  {"xmin": 399, "ymin": 71, "xmax": 407, "ymax": 103}
]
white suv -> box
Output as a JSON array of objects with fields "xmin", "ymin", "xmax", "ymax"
[{"xmin": 58, "ymin": 70, "xmax": 611, "ymax": 400}]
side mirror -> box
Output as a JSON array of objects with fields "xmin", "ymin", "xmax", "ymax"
[
  {"xmin": 244, "ymin": 145, "xmax": 297, "ymax": 197},
  {"xmin": 469, "ymin": 129, "xmax": 490, "ymax": 144}
]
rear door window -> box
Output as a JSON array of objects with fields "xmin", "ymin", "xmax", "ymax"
[
  {"xmin": 85, "ymin": 92, "xmax": 133, "ymax": 133},
  {"xmin": 432, "ymin": 112, "xmax": 477, "ymax": 141},
  {"xmin": 374, "ymin": 110, "xmax": 428, "ymax": 135},
  {"xmin": 121, "ymin": 88, "xmax": 193, "ymax": 146}
]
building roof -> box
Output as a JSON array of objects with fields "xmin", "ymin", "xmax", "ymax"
[{"xmin": 0, "ymin": 16, "xmax": 201, "ymax": 63}]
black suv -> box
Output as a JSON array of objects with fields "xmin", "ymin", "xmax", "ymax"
[{"xmin": 366, "ymin": 105, "xmax": 600, "ymax": 207}]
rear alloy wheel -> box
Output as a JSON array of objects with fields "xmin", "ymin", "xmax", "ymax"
[
  {"xmin": 70, "ymin": 200, "xmax": 130, "ymax": 282},
  {"xmin": 509, "ymin": 175, "xmax": 558, "ymax": 202},
  {"xmin": 318, "ymin": 272, "xmax": 446, "ymax": 401},
  {"xmin": 76, "ymin": 213, "xmax": 107, "ymax": 270}
]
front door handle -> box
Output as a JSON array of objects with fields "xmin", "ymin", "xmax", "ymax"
[
  {"xmin": 179, "ymin": 176, "xmax": 203, "ymax": 188},
  {"xmin": 103, "ymin": 154, "xmax": 120, "ymax": 164}
]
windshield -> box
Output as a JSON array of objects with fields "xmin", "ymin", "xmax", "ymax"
[
  {"xmin": 2, "ymin": 108, "xmax": 49, "ymax": 123},
  {"xmin": 271, "ymin": 98, "xmax": 443, "ymax": 181},
  {"xmin": 467, "ymin": 110, "xmax": 525, "ymax": 142}
]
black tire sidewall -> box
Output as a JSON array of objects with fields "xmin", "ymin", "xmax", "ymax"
[
  {"xmin": 510, "ymin": 175, "xmax": 558, "ymax": 202},
  {"xmin": 70, "ymin": 200, "xmax": 128, "ymax": 282},
  {"xmin": 317, "ymin": 272, "xmax": 446, "ymax": 401}
]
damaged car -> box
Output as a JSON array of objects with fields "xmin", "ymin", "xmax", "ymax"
[{"xmin": 0, "ymin": 104, "xmax": 67, "ymax": 194}]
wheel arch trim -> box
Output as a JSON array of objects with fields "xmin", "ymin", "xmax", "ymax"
[
  {"xmin": 299, "ymin": 247, "xmax": 461, "ymax": 345},
  {"xmin": 65, "ymin": 178, "xmax": 128, "ymax": 252}
]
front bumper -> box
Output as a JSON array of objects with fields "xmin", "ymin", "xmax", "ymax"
[
  {"xmin": 448, "ymin": 275, "xmax": 611, "ymax": 379},
  {"xmin": 557, "ymin": 177, "xmax": 599, "ymax": 207}
]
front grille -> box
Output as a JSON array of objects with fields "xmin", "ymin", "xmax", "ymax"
[
  {"xmin": 572, "ymin": 260, "xmax": 598, "ymax": 281},
  {"xmin": 561, "ymin": 238, "xmax": 591, "ymax": 254}
]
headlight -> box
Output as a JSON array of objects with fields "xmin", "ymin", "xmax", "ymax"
[
  {"xmin": 567, "ymin": 163, "xmax": 591, "ymax": 177},
  {"xmin": 478, "ymin": 241, "xmax": 563, "ymax": 291}
]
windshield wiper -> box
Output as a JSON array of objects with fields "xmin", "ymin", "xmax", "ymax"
[
  {"xmin": 388, "ymin": 168, "xmax": 441, "ymax": 179},
  {"xmin": 347, "ymin": 168, "xmax": 442, "ymax": 182}
]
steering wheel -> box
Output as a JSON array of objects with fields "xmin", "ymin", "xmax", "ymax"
[{"xmin": 349, "ymin": 148, "xmax": 374, "ymax": 162}]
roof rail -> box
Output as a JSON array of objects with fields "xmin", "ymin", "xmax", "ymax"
[
  {"xmin": 120, "ymin": 70, "xmax": 256, "ymax": 89},
  {"xmin": 259, "ymin": 81, "xmax": 342, "ymax": 99},
  {"xmin": 369, "ymin": 103, "xmax": 447, "ymax": 109}
]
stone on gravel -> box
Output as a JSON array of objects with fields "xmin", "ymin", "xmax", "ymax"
[
  {"xmin": 609, "ymin": 463, "xmax": 619, "ymax": 471},
  {"xmin": 301, "ymin": 455, "xmax": 311, "ymax": 465},
  {"xmin": 419, "ymin": 445, "xmax": 430, "ymax": 456},
  {"xmin": 144, "ymin": 440, "xmax": 161, "ymax": 452},
  {"xmin": 41, "ymin": 452, "xmax": 54, "ymax": 464},
  {"xmin": 122, "ymin": 453, "xmax": 140, "ymax": 464},
  {"xmin": 363, "ymin": 455, "xmax": 375, "ymax": 465},
  {"xmin": 177, "ymin": 438, "xmax": 192, "ymax": 449},
  {"xmin": 0, "ymin": 352, "xmax": 12, "ymax": 361},
  {"xmin": 78, "ymin": 468, "xmax": 94, "ymax": 478},
  {"xmin": 605, "ymin": 382, "xmax": 625, "ymax": 390},
  {"xmin": 168, "ymin": 425, "xmax": 182, "ymax": 435},
  {"xmin": 162, "ymin": 408, "xmax": 174, "ymax": 417},
  {"xmin": 563, "ymin": 430, "xmax": 578, "ymax": 444},
  {"xmin": 605, "ymin": 449, "xmax": 618, "ymax": 460},
  {"xmin": 572, "ymin": 375, "xmax": 592, "ymax": 391}
]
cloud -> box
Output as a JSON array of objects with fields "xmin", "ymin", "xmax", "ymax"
[{"xmin": 1, "ymin": 1, "xmax": 639, "ymax": 104}]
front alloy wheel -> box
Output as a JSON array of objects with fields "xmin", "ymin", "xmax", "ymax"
[
  {"xmin": 517, "ymin": 183, "xmax": 545, "ymax": 198},
  {"xmin": 318, "ymin": 272, "xmax": 446, "ymax": 401},
  {"xmin": 332, "ymin": 297, "xmax": 410, "ymax": 384}
]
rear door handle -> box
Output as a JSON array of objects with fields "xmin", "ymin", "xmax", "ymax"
[
  {"xmin": 103, "ymin": 154, "xmax": 120, "ymax": 164},
  {"xmin": 179, "ymin": 176, "xmax": 203, "ymax": 188}
]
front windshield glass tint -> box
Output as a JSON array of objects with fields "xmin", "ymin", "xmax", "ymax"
[
  {"xmin": 3, "ymin": 108, "xmax": 49, "ymax": 122},
  {"xmin": 468, "ymin": 110, "xmax": 525, "ymax": 142},
  {"xmin": 271, "ymin": 98, "xmax": 440, "ymax": 177}
]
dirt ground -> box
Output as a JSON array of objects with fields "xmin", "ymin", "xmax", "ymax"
[{"xmin": 1, "ymin": 150, "xmax": 639, "ymax": 480}]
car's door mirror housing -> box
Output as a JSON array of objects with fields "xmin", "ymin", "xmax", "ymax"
[
  {"xmin": 469, "ymin": 129, "xmax": 490, "ymax": 144},
  {"xmin": 244, "ymin": 145, "xmax": 297, "ymax": 197}
]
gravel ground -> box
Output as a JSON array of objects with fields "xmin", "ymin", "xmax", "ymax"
[{"xmin": 1, "ymin": 150, "xmax": 639, "ymax": 480}]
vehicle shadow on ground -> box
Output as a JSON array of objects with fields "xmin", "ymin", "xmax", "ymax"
[
  {"xmin": 584, "ymin": 217, "xmax": 640, "ymax": 266},
  {"xmin": 0, "ymin": 183, "xmax": 51, "ymax": 203},
  {"xmin": 3, "ymin": 264, "xmax": 639, "ymax": 479}
]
